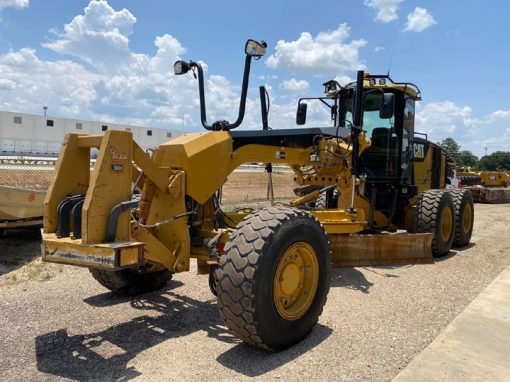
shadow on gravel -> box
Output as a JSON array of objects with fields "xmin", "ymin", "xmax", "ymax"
[
  {"xmin": 0, "ymin": 228, "xmax": 41, "ymax": 276},
  {"xmin": 432, "ymin": 243, "xmax": 477, "ymax": 263},
  {"xmin": 330, "ymin": 267, "xmax": 375, "ymax": 293},
  {"xmin": 216, "ymin": 324, "xmax": 332, "ymax": 377},
  {"xmin": 35, "ymin": 286, "xmax": 237, "ymax": 381},
  {"xmin": 81, "ymin": 280, "xmax": 185, "ymax": 307}
]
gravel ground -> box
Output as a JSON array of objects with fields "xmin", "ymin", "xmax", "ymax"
[{"xmin": 0, "ymin": 203, "xmax": 509, "ymax": 382}]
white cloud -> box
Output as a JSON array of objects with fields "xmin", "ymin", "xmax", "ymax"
[
  {"xmin": 0, "ymin": 48, "xmax": 100, "ymax": 116},
  {"xmin": 42, "ymin": 0, "xmax": 140, "ymax": 74},
  {"xmin": 415, "ymin": 101, "xmax": 472, "ymax": 138},
  {"xmin": 333, "ymin": 75, "xmax": 353, "ymax": 86},
  {"xmin": 364, "ymin": 0, "xmax": 404, "ymax": 23},
  {"xmin": 485, "ymin": 109, "xmax": 510, "ymax": 122},
  {"xmin": 0, "ymin": 1, "xmax": 355, "ymax": 133},
  {"xmin": 0, "ymin": 0, "xmax": 28, "ymax": 10},
  {"xmin": 257, "ymin": 74, "xmax": 278, "ymax": 81},
  {"xmin": 463, "ymin": 108, "xmax": 510, "ymax": 128},
  {"xmin": 280, "ymin": 78, "xmax": 309, "ymax": 92},
  {"xmin": 266, "ymin": 24, "xmax": 366, "ymax": 75},
  {"xmin": 34, "ymin": 1, "xmax": 204, "ymax": 128},
  {"xmin": 374, "ymin": 46, "xmax": 385, "ymax": 53},
  {"xmin": 404, "ymin": 7, "xmax": 436, "ymax": 32},
  {"xmin": 413, "ymin": 101, "xmax": 509, "ymax": 156}
]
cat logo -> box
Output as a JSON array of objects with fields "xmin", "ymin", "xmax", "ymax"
[{"xmin": 414, "ymin": 143, "xmax": 425, "ymax": 159}]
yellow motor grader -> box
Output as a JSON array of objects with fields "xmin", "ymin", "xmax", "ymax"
[{"xmin": 41, "ymin": 39, "xmax": 474, "ymax": 350}]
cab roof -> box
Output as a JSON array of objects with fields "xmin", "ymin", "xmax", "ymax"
[{"xmin": 344, "ymin": 74, "xmax": 422, "ymax": 101}]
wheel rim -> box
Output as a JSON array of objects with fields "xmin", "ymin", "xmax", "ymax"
[
  {"xmin": 273, "ymin": 242, "xmax": 319, "ymax": 321},
  {"xmin": 440, "ymin": 206, "xmax": 453, "ymax": 242},
  {"xmin": 463, "ymin": 203, "xmax": 473, "ymax": 233}
]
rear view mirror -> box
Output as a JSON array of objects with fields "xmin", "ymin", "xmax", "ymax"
[
  {"xmin": 296, "ymin": 103, "xmax": 308, "ymax": 125},
  {"xmin": 380, "ymin": 93, "xmax": 395, "ymax": 119},
  {"xmin": 173, "ymin": 60, "xmax": 190, "ymax": 75},
  {"xmin": 245, "ymin": 40, "xmax": 267, "ymax": 58}
]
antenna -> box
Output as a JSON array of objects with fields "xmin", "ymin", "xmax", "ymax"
[{"xmin": 387, "ymin": 47, "xmax": 394, "ymax": 76}]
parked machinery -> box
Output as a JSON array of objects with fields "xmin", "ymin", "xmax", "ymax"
[
  {"xmin": 41, "ymin": 39, "xmax": 474, "ymax": 350},
  {"xmin": 457, "ymin": 167, "xmax": 510, "ymax": 203}
]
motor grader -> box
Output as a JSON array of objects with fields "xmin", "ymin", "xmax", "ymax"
[{"xmin": 41, "ymin": 39, "xmax": 474, "ymax": 351}]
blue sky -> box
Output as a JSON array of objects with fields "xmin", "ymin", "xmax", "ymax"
[{"xmin": 0, "ymin": 0, "xmax": 509, "ymax": 156}]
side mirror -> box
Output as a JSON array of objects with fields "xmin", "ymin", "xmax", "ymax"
[
  {"xmin": 173, "ymin": 60, "xmax": 190, "ymax": 75},
  {"xmin": 379, "ymin": 93, "xmax": 395, "ymax": 119},
  {"xmin": 296, "ymin": 103, "xmax": 308, "ymax": 125},
  {"xmin": 245, "ymin": 39, "xmax": 267, "ymax": 58}
]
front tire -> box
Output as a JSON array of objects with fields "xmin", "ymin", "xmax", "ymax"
[
  {"xmin": 415, "ymin": 190, "xmax": 455, "ymax": 257},
  {"xmin": 216, "ymin": 206, "xmax": 331, "ymax": 351}
]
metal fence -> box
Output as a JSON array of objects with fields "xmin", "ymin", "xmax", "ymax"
[
  {"xmin": 0, "ymin": 155, "xmax": 291, "ymax": 192},
  {"xmin": 0, "ymin": 162, "xmax": 55, "ymax": 191}
]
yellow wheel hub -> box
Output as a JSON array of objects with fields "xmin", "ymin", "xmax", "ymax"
[
  {"xmin": 441, "ymin": 206, "xmax": 453, "ymax": 241},
  {"xmin": 463, "ymin": 203, "xmax": 472, "ymax": 233},
  {"xmin": 273, "ymin": 242, "xmax": 319, "ymax": 320}
]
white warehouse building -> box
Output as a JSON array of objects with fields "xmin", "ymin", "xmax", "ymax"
[{"xmin": 0, "ymin": 111, "xmax": 187, "ymax": 157}]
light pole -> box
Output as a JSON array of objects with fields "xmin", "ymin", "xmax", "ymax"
[{"xmin": 43, "ymin": 106, "xmax": 48, "ymax": 116}]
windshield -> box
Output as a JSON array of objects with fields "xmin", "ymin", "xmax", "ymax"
[{"xmin": 343, "ymin": 91, "xmax": 399, "ymax": 178}]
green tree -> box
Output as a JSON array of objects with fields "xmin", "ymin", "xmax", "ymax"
[
  {"xmin": 479, "ymin": 151, "xmax": 510, "ymax": 171},
  {"xmin": 457, "ymin": 150, "xmax": 479, "ymax": 167},
  {"xmin": 439, "ymin": 137, "xmax": 461, "ymax": 164},
  {"xmin": 439, "ymin": 137, "xmax": 461, "ymax": 155}
]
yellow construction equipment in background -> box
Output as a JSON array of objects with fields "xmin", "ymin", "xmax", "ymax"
[
  {"xmin": 457, "ymin": 167, "xmax": 510, "ymax": 203},
  {"xmin": 41, "ymin": 39, "xmax": 474, "ymax": 351}
]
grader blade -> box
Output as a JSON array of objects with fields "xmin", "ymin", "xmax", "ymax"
[{"xmin": 330, "ymin": 233, "xmax": 434, "ymax": 267}]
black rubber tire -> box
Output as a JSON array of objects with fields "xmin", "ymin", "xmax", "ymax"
[
  {"xmin": 448, "ymin": 189, "xmax": 474, "ymax": 248},
  {"xmin": 415, "ymin": 189, "xmax": 455, "ymax": 257},
  {"xmin": 308, "ymin": 188, "xmax": 339, "ymax": 209},
  {"xmin": 89, "ymin": 268, "xmax": 172, "ymax": 296},
  {"xmin": 0, "ymin": 228, "xmax": 4, "ymax": 238},
  {"xmin": 216, "ymin": 206, "xmax": 331, "ymax": 351},
  {"xmin": 459, "ymin": 175, "xmax": 481, "ymax": 186}
]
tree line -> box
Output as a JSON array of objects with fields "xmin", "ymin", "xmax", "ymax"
[{"xmin": 438, "ymin": 137, "xmax": 510, "ymax": 171}]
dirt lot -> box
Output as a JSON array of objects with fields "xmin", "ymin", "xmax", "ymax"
[{"xmin": 1, "ymin": 202, "xmax": 509, "ymax": 381}]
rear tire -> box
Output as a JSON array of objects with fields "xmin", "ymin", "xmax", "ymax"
[
  {"xmin": 89, "ymin": 268, "xmax": 172, "ymax": 296},
  {"xmin": 448, "ymin": 189, "xmax": 474, "ymax": 247},
  {"xmin": 415, "ymin": 190, "xmax": 455, "ymax": 257},
  {"xmin": 216, "ymin": 206, "xmax": 331, "ymax": 351}
]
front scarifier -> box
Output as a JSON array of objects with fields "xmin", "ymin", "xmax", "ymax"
[{"xmin": 216, "ymin": 206, "xmax": 331, "ymax": 350}]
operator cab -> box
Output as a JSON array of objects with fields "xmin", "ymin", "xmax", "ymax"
[
  {"xmin": 341, "ymin": 81, "xmax": 418, "ymax": 185},
  {"xmin": 295, "ymin": 73, "xmax": 422, "ymax": 229}
]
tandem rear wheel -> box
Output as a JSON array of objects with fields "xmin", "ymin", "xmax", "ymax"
[
  {"xmin": 415, "ymin": 189, "xmax": 456, "ymax": 257},
  {"xmin": 215, "ymin": 206, "xmax": 331, "ymax": 351}
]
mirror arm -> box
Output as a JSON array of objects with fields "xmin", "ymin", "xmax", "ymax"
[
  {"xmin": 192, "ymin": 54, "xmax": 252, "ymax": 131},
  {"xmin": 189, "ymin": 61, "xmax": 215, "ymax": 131},
  {"xmin": 222, "ymin": 54, "xmax": 252, "ymax": 130}
]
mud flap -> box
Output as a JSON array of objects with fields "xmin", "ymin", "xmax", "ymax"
[{"xmin": 330, "ymin": 233, "xmax": 434, "ymax": 267}]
